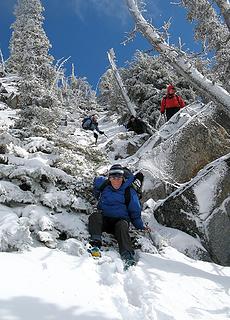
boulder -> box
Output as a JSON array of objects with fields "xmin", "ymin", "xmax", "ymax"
[
  {"xmin": 138, "ymin": 102, "xmax": 230, "ymax": 185},
  {"xmin": 153, "ymin": 154, "xmax": 230, "ymax": 266}
]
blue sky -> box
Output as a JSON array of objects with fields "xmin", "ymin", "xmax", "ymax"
[{"xmin": 0, "ymin": 0, "xmax": 199, "ymax": 89}]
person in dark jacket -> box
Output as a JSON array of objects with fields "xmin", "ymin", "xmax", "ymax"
[
  {"xmin": 126, "ymin": 115, "xmax": 148, "ymax": 134},
  {"xmin": 82, "ymin": 114, "xmax": 104, "ymax": 143},
  {"xmin": 160, "ymin": 84, "xmax": 185, "ymax": 121},
  {"xmin": 88, "ymin": 164, "xmax": 150, "ymax": 267}
]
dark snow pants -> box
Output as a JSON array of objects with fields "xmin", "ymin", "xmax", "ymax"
[
  {"xmin": 166, "ymin": 107, "xmax": 180, "ymax": 121},
  {"xmin": 88, "ymin": 212, "xmax": 134, "ymax": 255}
]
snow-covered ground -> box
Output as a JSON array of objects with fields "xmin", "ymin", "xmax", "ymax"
[
  {"xmin": 0, "ymin": 105, "xmax": 230, "ymax": 320},
  {"xmin": 1, "ymin": 245, "xmax": 229, "ymax": 320}
]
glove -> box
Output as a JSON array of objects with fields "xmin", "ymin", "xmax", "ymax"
[
  {"xmin": 99, "ymin": 131, "xmax": 104, "ymax": 135},
  {"xmin": 144, "ymin": 226, "xmax": 151, "ymax": 232},
  {"xmin": 93, "ymin": 132, "xmax": 98, "ymax": 139},
  {"xmin": 132, "ymin": 172, "xmax": 144, "ymax": 194},
  {"xmin": 133, "ymin": 172, "xmax": 144, "ymax": 186}
]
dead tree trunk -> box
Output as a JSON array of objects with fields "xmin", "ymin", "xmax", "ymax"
[
  {"xmin": 125, "ymin": 0, "xmax": 230, "ymax": 109},
  {"xmin": 107, "ymin": 48, "xmax": 136, "ymax": 116}
]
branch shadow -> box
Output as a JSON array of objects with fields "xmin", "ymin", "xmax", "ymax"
[{"xmin": 0, "ymin": 296, "xmax": 114, "ymax": 320}]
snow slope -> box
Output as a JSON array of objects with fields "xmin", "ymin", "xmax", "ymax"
[
  {"xmin": 0, "ymin": 246, "xmax": 229, "ymax": 320},
  {"xmin": 0, "ymin": 106, "xmax": 230, "ymax": 320}
]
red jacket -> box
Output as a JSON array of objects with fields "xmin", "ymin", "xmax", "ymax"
[{"xmin": 161, "ymin": 94, "xmax": 185, "ymax": 113}]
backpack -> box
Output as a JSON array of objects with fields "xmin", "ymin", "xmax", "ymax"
[
  {"xmin": 98, "ymin": 168, "xmax": 143, "ymax": 208},
  {"xmin": 163, "ymin": 95, "xmax": 181, "ymax": 108},
  {"xmin": 82, "ymin": 117, "xmax": 92, "ymax": 130}
]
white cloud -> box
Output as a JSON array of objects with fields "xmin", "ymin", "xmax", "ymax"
[{"xmin": 71, "ymin": 0, "xmax": 129, "ymax": 25}]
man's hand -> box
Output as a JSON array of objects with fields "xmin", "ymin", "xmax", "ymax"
[
  {"xmin": 144, "ymin": 226, "xmax": 151, "ymax": 232},
  {"xmin": 99, "ymin": 130, "xmax": 104, "ymax": 135}
]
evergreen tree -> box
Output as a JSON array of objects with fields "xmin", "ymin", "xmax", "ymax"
[
  {"xmin": 125, "ymin": 0, "xmax": 230, "ymax": 109},
  {"xmin": 181, "ymin": 0, "xmax": 230, "ymax": 92},
  {"xmin": 98, "ymin": 51, "xmax": 196, "ymax": 127},
  {"xmin": 60, "ymin": 70, "xmax": 100, "ymax": 118},
  {"xmin": 7, "ymin": 0, "xmax": 60, "ymax": 136}
]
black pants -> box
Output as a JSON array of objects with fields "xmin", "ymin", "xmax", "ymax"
[
  {"xmin": 166, "ymin": 107, "xmax": 180, "ymax": 121},
  {"xmin": 88, "ymin": 213, "xmax": 133, "ymax": 255}
]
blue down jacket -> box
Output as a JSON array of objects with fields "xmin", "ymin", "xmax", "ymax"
[{"xmin": 93, "ymin": 175, "xmax": 144, "ymax": 230}]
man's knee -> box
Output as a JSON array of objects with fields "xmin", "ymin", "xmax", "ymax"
[
  {"xmin": 89, "ymin": 212, "xmax": 102, "ymax": 224},
  {"xmin": 115, "ymin": 219, "xmax": 129, "ymax": 232}
]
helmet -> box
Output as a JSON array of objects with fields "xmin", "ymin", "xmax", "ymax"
[
  {"xmin": 167, "ymin": 84, "xmax": 176, "ymax": 93},
  {"xmin": 108, "ymin": 164, "xmax": 124, "ymax": 177}
]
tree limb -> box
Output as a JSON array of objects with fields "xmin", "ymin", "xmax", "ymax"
[{"xmin": 125, "ymin": 0, "xmax": 230, "ymax": 109}]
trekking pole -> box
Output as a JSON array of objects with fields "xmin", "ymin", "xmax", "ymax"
[
  {"xmin": 103, "ymin": 133, "xmax": 108, "ymax": 138},
  {"xmin": 155, "ymin": 114, "xmax": 162, "ymax": 130},
  {"xmin": 145, "ymin": 222, "xmax": 167, "ymax": 251}
]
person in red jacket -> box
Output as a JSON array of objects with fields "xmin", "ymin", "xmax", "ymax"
[{"xmin": 160, "ymin": 84, "xmax": 185, "ymax": 121}]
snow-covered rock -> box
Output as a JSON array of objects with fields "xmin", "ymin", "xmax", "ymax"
[
  {"xmin": 153, "ymin": 153, "xmax": 230, "ymax": 266},
  {"xmin": 138, "ymin": 102, "xmax": 230, "ymax": 185},
  {"xmin": 0, "ymin": 204, "xmax": 32, "ymax": 251}
]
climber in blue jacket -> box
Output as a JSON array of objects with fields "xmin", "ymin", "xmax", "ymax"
[{"xmin": 88, "ymin": 164, "xmax": 150, "ymax": 267}]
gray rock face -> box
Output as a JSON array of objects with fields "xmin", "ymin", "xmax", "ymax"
[
  {"xmin": 168, "ymin": 104, "xmax": 230, "ymax": 183},
  {"xmin": 139, "ymin": 103, "xmax": 230, "ymax": 185},
  {"xmin": 137, "ymin": 103, "xmax": 230, "ymax": 266},
  {"xmin": 154, "ymin": 155, "xmax": 230, "ymax": 266}
]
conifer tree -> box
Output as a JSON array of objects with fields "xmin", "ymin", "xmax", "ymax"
[
  {"xmin": 99, "ymin": 51, "xmax": 196, "ymax": 127},
  {"xmin": 125, "ymin": 0, "xmax": 230, "ymax": 109},
  {"xmin": 181, "ymin": 0, "xmax": 230, "ymax": 91},
  {"xmin": 7, "ymin": 0, "xmax": 60, "ymax": 136},
  {"xmin": 60, "ymin": 66, "xmax": 99, "ymax": 117}
]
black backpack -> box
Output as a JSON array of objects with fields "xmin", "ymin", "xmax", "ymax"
[
  {"xmin": 82, "ymin": 117, "xmax": 92, "ymax": 129},
  {"xmin": 98, "ymin": 169, "xmax": 144, "ymax": 208}
]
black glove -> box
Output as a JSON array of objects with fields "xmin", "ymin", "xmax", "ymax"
[
  {"xmin": 99, "ymin": 131, "xmax": 104, "ymax": 135},
  {"xmin": 132, "ymin": 172, "xmax": 144, "ymax": 194},
  {"xmin": 135, "ymin": 172, "xmax": 144, "ymax": 184}
]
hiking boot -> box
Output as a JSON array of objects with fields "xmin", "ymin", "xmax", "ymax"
[
  {"xmin": 89, "ymin": 246, "xmax": 101, "ymax": 258},
  {"xmin": 121, "ymin": 250, "xmax": 136, "ymax": 270},
  {"xmin": 88, "ymin": 239, "xmax": 102, "ymax": 258},
  {"xmin": 124, "ymin": 258, "xmax": 136, "ymax": 270}
]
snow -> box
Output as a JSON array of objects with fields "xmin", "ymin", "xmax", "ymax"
[
  {"xmin": 193, "ymin": 161, "xmax": 228, "ymax": 220},
  {"xmin": 0, "ymin": 246, "xmax": 229, "ymax": 320},
  {"xmin": 0, "ymin": 107, "xmax": 17, "ymax": 129},
  {"xmin": 1, "ymin": 86, "xmax": 230, "ymax": 319}
]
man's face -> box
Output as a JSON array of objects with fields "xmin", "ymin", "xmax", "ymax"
[
  {"xmin": 168, "ymin": 88, "xmax": 175, "ymax": 95},
  {"xmin": 109, "ymin": 176, "xmax": 123, "ymax": 189}
]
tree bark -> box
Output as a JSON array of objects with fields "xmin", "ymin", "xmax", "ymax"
[
  {"xmin": 214, "ymin": 0, "xmax": 230, "ymax": 32},
  {"xmin": 107, "ymin": 48, "xmax": 137, "ymax": 116},
  {"xmin": 125, "ymin": 0, "xmax": 230, "ymax": 109}
]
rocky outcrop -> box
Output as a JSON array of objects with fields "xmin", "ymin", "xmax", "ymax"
[
  {"xmin": 0, "ymin": 75, "xmax": 19, "ymax": 107},
  {"xmin": 136, "ymin": 102, "xmax": 230, "ymax": 266},
  {"xmin": 153, "ymin": 154, "xmax": 230, "ymax": 266},
  {"xmin": 139, "ymin": 102, "xmax": 230, "ymax": 185}
]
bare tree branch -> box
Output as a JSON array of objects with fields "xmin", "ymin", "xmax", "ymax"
[{"xmin": 125, "ymin": 0, "xmax": 230, "ymax": 109}]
